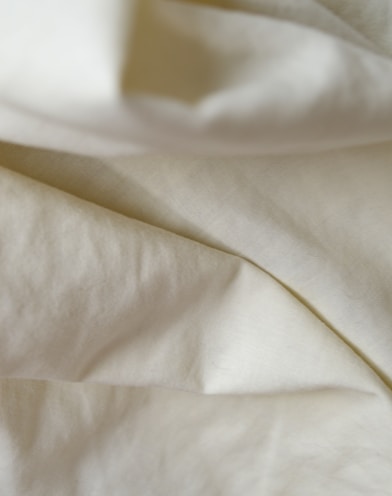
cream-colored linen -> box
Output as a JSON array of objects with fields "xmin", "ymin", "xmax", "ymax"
[
  {"xmin": 1, "ymin": 144, "xmax": 392, "ymax": 495},
  {"xmin": 1, "ymin": 1, "xmax": 392, "ymax": 495},
  {"xmin": 1, "ymin": 0, "xmax": 392, "ymax": 155}
]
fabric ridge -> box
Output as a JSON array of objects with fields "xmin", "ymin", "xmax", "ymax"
[
  {"xmin": 1, "ymin": 0, "xmax": 392, "ymax": 154},
  {"xmin": 0, "ymin": 1, "xmax": 392, "ymax": 495}
]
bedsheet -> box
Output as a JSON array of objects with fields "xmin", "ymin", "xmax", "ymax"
[{"xmin": 1, "ymin": 1, "xmax": 392, "ymax": 495}]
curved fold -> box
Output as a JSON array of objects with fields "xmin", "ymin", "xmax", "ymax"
[
  {"xmin": 0, "ymin": 0, "xmax": 392, "ymax": 155},
  {"xmin": 0, "ymin": 167, "xmax": 387, "ymax": 397}
]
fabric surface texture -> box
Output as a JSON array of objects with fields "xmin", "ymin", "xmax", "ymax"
[{"xmin": 1, "ymin": 1, "xmax": 392, "ymax": 495}]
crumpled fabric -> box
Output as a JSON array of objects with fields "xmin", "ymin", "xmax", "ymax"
[
  {"xmin": 1, "ymin": 0, "xmax": 392, "ymax": 155},
  {"xmin": 1, "ymin": 1, "xmax": 392, "ymax": 495}
]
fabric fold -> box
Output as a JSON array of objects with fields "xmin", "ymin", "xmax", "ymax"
[
  {"xmin": 1, "ymin": 0, "xmax": 392, "ymax": 156},
  {"xmin": 0, "ymin": 166, "xmax": 388, "ymax": 398}
]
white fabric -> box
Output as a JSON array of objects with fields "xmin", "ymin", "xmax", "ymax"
[
  {"xmin": 1, "ymin": 0, "xmax": 392, "ymax": 155},
  {"xmin": 1, "ymin": 1, "xmax": 392, "ymax": 495}
]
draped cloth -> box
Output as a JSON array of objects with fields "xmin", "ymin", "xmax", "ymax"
[{"xmin": 1, "ymin": 1, "xmax": 392, "ymax": 494}]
